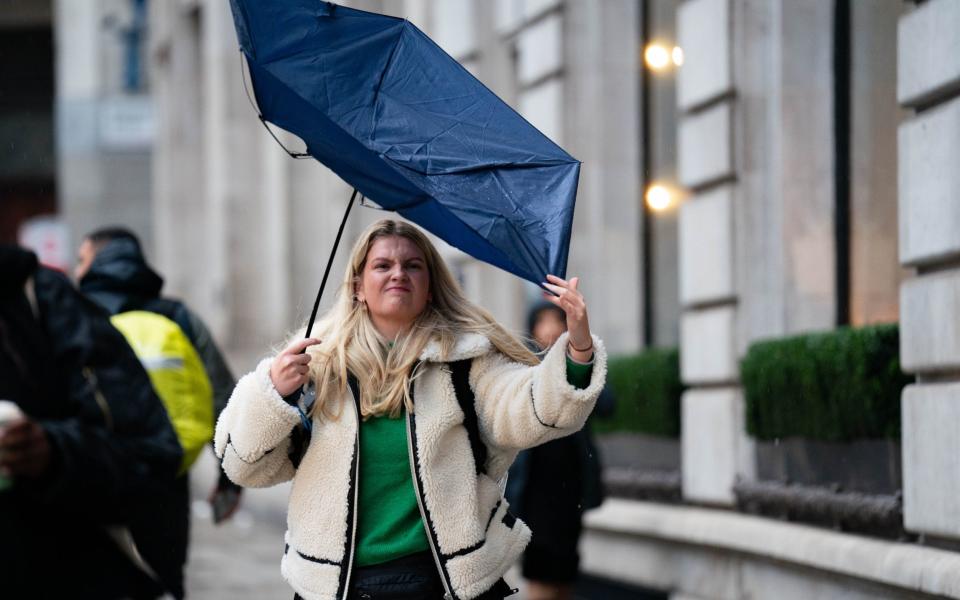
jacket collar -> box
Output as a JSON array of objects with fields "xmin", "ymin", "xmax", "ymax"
[
  {"xmin": 79, "ymin": 238, "xmax": 164, "ymax": 301},
  {"xmin": 419, "ymin": 332, "xmax": 491, "ymax": 363}
]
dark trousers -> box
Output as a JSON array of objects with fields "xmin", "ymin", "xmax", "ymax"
[
  {"xmin": 131, "ymin": 474, "xmax": 190, "ymax": 599},
  {"xmin": 294, "ymin": 550, "xmax": 515, "ymax": 599}
]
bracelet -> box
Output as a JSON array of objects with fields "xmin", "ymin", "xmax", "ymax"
[{"xmin": 568, "ymin": 339, "xmax": 593, "ymax": 353}]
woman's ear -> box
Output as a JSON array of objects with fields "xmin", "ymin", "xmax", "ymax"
[{"xmin": 353, "ymin": 277, "xmax": 365, "ymax": 303}]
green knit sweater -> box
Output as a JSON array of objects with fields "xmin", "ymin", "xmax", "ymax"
[{"xmin": 355, "ymin": 357, "xmax": 593, "ymax": 566}]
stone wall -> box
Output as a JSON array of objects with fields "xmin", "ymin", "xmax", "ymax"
[
  {"xmin": 897, "ymin": 0, "xmax": 960, "ymax": 540},
  {"xmin": 676, "ymin": 0, "xmax": 752, "ymax": 506},
  {"xmin": 55, "ymin": 0, "xmax": 154, "ymax": 256},
  {"xmin": 583, "ymin": 500, "xmax": 960, "ymax": 600}
]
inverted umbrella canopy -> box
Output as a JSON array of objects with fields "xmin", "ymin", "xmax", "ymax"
[{"xmin": 228, "ymin": 0, "xmax": 581, "ymax": 286}]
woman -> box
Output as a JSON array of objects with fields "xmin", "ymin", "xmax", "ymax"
[
  {"xmin": 506, "ymin": 302, "xmax": 615, "ymax": 600},
  {"xmin": 215, "ymin": 219, "xmax": 607, "ymax": 600}
]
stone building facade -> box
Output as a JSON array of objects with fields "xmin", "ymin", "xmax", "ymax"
[
  {"xmin": 582, "ymin": 0, "xmax": 960, "ymax": 598},
  {"xmin": 897, "ymin": 0, "xmax": 960, "ymax": 543}
]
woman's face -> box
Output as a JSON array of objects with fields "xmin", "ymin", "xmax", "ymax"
[
  {"xmin": 532, "ymin": 309, "xmax": 566, "ymax": 350},
  {"xmin": 356, "ymin": 235, "xmax": 431, "ymax": 337}
]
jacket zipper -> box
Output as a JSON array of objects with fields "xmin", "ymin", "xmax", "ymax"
[
  {"xmin": 341, "ymin": 386, "xmax": 361, "ymax": 600},
  {"xmin": 406, "ymin": 411, "xmax": 455, "ymax": 600}
]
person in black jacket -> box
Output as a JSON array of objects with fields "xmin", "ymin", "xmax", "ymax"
[
  {"xmin": 75, "ymin": 227, "xmax": 242, "ymax": 600},
  {"xmin": 505, "ymin": 301, "xmax": 615, "ymax": 600},
  {"xmin": 0, "ymin": 244, "xmax": 182, "ymax": 598}
]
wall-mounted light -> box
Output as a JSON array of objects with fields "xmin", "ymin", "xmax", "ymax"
[
  {"xmin": 645, "ymin": 184, "xmax": 674, "ymax": 212},
  {"xmin": 671, "ymin": 46, "xmax": 684, "ymax": 67},
  {"xmin": 644, "ymin": 44, "xmax": 684, "ymax": 71},
  {"xmin": 644, "ymin": 44, "xmax": 670, "ymax": 70}
]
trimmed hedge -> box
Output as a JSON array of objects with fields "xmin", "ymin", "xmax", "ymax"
[
  {"xmin": 742, "ymin": 324, "xmax": 912, "ymax": 442},
  {"xmin": 594, "ymin": 347, "xmax": 683, "ymax": 438}
]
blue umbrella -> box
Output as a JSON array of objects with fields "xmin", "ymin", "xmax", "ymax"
[{"xmin": 228, "ymin": 0, "xmax": 581, "ymax": 333}]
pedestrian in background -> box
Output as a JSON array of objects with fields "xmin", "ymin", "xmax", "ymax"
[
  {"xmin": 0, "ymin": 244, "xmax": 182, "ymax": 598},
  {"xmin": 75, "ymin": 227, "xmax": 242, "ymax": 599},
  {"xmin": 506, "ymin": 302, "xmax": 615, "ymax": 600},
  {"xmin": 215, "ymin": 219, "xmax": 607, "ymax": 600}
]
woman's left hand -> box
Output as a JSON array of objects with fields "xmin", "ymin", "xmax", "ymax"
[{"xmin": 542, "ymin": 274, "xmax": 593, "ymax": 361}]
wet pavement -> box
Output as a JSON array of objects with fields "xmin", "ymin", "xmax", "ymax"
[
  {"xmin": 185, "ymin": 502, "xmax": 290, "ymax": 599},
  {"xmin": 185, "ymin": 452, "xmax": 291, "ymax": 599},
  {"xmin": 182, "ymin": 452, "xmax": 630, "ymax": 599},
  {"xmin": 184, "ymin": 454, "xmax": 525, "ymax": 599}
]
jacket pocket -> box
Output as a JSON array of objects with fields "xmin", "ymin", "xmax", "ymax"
[
  {"xmin": 444, "ymin": 499, "xmax": 531, "ymax": 600},
  {"xmin": 281, "ymin": 535, "xmax": 343, "ymax": 600}
]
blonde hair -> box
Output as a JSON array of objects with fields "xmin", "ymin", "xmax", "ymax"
[{"xmin": 306, "ymin": 219, "xmax": 538, "ymax": 420}]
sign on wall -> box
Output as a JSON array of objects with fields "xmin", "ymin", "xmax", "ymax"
[
  {"xmin": 19, "ymin": 216, "xmax": 71, "ymax": 272},
  {"xmin": 99, "ymin": 95, "xmax": 154, "ymax": 150}
]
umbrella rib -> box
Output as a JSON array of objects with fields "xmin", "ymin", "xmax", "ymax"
[
  {"xmin": 384, "ymin": 155, "xmax": 574, "ymax": 178},
  {"xmin": 239, "ymin": 51, "xmax": 310, "ymax": 158},
  {"xmin": 369, "ymin": 24, "xmax": 407, "ymax": 139}
]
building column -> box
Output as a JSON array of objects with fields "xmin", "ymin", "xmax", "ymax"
[
  {"xmin": 565, "ymin": 0, "xmax": 642, "ymax": 353},
  {"xmin": 199, "ymin": 0, "xmax": 235, "ymax": 341},
  {"xmin": 677, "ymin": 0, "xmax": 751, "ymax": 505},
  {"xmin": 897, "ymin": 0, "xmax": 960, "ymax": 540},
  {"xmin": 150, "ymin": 0, "xmax": 206, "ymax": 307},
  {"xmin": 56, "ymin": 0, "xmax": 153, "ymax": 254}
]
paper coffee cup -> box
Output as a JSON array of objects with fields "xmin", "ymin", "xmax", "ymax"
[{"xmin": 0, "ymin": 400, "xmax": 23, "ymax": 491}]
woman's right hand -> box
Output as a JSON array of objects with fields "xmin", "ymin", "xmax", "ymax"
[{"xmin": 269, "ymin": 338, "xmax": 322, "ymax": 397}]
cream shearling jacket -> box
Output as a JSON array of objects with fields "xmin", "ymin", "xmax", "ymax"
[{"xmin": 214, "ymin": 331, "xmax": 607, "ymax": 600}]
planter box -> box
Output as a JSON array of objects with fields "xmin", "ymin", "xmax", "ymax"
[
  {"xmin": 756, "ymin": 437, "xmax": 901, "ymax": 495},
  {"xmin": 598, "ymin": 432, "xmax": 680, "ymax": 472},
  {"xmin": 597, "ymin": 433, "xmax": 682, "ymax": 502}
]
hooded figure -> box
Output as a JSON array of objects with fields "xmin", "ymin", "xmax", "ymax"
[
  {"xmin": 505, "ymin": 301, "xmax": 614, "ymax": 597},
  {"xmin": 0, "ymin": 244, "xmax": 182, "ymax": 598},
  {"xmin": 77, "ymin": 231, "xmax": 237, "ymax": 446},
  {"xmin": 76, "ymin": 230, "xmax": 240, "ymax": 599}
]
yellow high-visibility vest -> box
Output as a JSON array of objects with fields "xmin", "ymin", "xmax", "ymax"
[{"xmin": 111, "ymin": 310, "xmax": 214, "ymax": 474}]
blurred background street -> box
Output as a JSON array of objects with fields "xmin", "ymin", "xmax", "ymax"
[{"xmin": 186, "ymin": 454, "xmax": 290, "ymax": 599}]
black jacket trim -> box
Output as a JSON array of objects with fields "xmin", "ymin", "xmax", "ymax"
[
  {"xmin": 485, "ymin": 500, "xmax": 501, "ymax": 531},
  {"xmin": 286, "ymin": 542, "xmax": 342, "ymax": 567},
  {"xmin": 529, "ymin": 389, "xmax": 559, "ymax": 429},
  {"xmin": 335, "ymin": 373, "xmax": 361, "ymax": 600},
  {"xmin": 409, "ymin": 381, "xmax": 458, "ymax": 600},
  {"xmin": 225, "ymin": 434, "xmax": 272, "ymax": 465},
  {"xmin": 450, "ymin": 358, "xmax": 488, "ymax": 475},
  {"xmin": 442, "ymin": 539, "xmax": 484, "ymax": 560},
  {"xmin": 296, "ymin": 551, "xmax": 341, "ymax": 567}
]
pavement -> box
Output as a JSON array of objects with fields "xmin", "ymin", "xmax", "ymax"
[
  {"xmin": 184, "ymin": 453, "xmax": 526, "ymax": 599},
  {"xmin": 182, "ymin": 452, "xmax": 643, "ymax": 599},
  {"xmin": 185, "ymin": 452, "xmax": 291, "ymax": 599}
]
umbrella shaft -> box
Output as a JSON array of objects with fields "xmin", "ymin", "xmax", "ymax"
[{"xmin": 305, "ymin": 188, "xmax": 359, "ymax": 338}]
